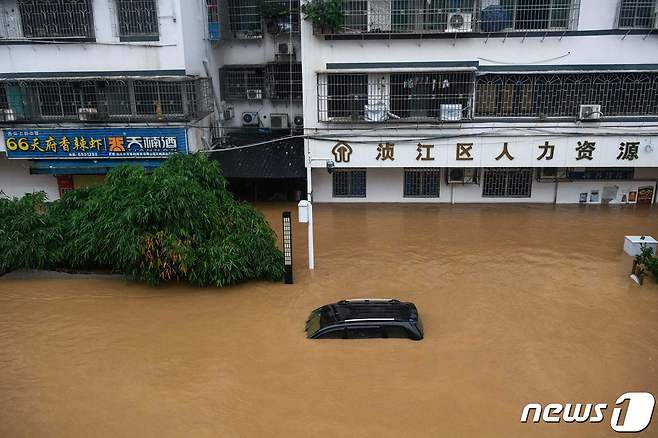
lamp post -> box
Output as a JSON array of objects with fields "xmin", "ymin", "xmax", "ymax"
[{"xmin": 299, "ymin": 140, "xmax": 334, "ymax": 270}]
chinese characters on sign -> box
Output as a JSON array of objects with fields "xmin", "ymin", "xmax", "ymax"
[
  {"xmin": 326, "ymin": 139, "xmax": 649, "ymax": 165},
  {"xmin": 3, "ymin": 128, "xmax": 187, "ymax": 159}
]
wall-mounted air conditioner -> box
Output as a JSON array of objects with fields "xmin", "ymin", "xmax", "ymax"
[
  {"xmin": 1, "ymin": 109, "xmax": 16, "ymax": 122},
  {"xmin": 246, "ymin": 89, "xmax": 263, "ymax": 100},
  {"xmin": 270, "ymin": 113, "xmax": 289, "ymax": 129},
  {"xmin": 440, "ymin": 104, "xmax": 463, "ymax": 121},
  {"xmin": 448, "ymin": 167, "xmax": 478, "ymax": 184},
  {"xmin": 78, "ymin": 107, "xmax": 99, "ymax": 121},
  {"xmin": 242, "ymin": 111, "xmax": 259, "ymax": 126},
  {"xmin": 579, "ymin": 104, "xmax": 601, "ymax": 121},
  {"xmin": 293, "ymin": 114, "xmax": 304, "ymax": 128},
  {"xmin": 277, "ymin": 43, "xmax": 291, "ymax": 55},
  {"xmin": 538, "ymin": 167, "xmax": 568, "ymax": 181},
  {"xmin": 446, "ymin": 13, "xmax": 473, "ymax": 32}
]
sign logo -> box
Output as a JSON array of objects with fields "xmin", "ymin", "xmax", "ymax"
[
  {"xmin": 521, "ymin": 392, "xmax": 655, "ymax": 433},
  {"xmin": 331, "ymin": 141, "xmax": 352, "ymax": 163}
]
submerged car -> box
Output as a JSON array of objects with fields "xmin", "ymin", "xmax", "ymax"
[{"xmin": 305, "ymin": 299, "xmax": 423, "ymax": 340}]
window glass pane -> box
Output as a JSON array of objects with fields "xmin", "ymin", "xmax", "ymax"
[
  {"xmin": 18, "ymin": 0, "xmax": 94, "ymax": 38},
  {"xmin": 333, "ymin": 169, "xmax": 366, "ymax": 198},
  {"xmin": 482, "ymin": 168, "xmax": 533, "ymax": 198},
  {"xmin": 346, "ymin": 327, "xmax": 383, "ymax": 339},
  {"xmin": 404, "ymin": 168, "xmax": 440, "ymax": 197},
  {"xmin": 327, "ymin": 74, "xmax": 368, "ymax": 120}
]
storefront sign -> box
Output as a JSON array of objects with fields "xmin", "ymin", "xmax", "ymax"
[
  {"xmin": 2, "ymin": 127, "xmax": 187, "ymax": 159},
  {"xmin": 313, "ymin": 136, "xmax": 658, "ymax": 168}
]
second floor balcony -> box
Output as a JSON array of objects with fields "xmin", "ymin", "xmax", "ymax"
[{"xmin": 313, "ymin": 0, "xmax": 582, "ymax": 36}]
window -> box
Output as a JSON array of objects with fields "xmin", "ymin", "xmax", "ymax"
[
  {"xmin": 227, "ymin": 0, "xmax": 262, "ymax": 37},
  {"xmin": 475, "ymin": 73, "xmax": 658, "ymax": 118},
  {"xmin": 219, "ymin": 67, "xmax": 265, "ymax": 101},
  {"xmin": 482, "ymin": 168, "xmax": 533, "ymax": 198},
  {"xmin": 502, "ymin": 0, "xmax": 574, "ymax": 31},
  {"xmin": 265, "ymin": 63, "xmax": 302, "ymax": 101},
  {"xmin": 17, "ymin": 0, "xmax": 95, "ymax": 39},
  {"xmin": 116, "ymin": 0, "xmax": 159, "ymax": 39},
  {"xmin": 333, "ymin": 169, "xmax": 367, "ymax": 198},
  {"xmin": 323, "ymin": 73, "xmax": 368, "ymax": 121},
  {"xmin": 346, "ymin": 327, "xmax": 383, "ymax": 339},
  {"xmin": 384, "ymin": 326, "xmax": 410, "ymax": 338},
  {"xmin": 317, "ymin": 328, "xmax": 346, "ymax": 339},
  {"xmin": 618, "ymin": 0, "xmax": 656, "ymax": 28},
  {"xmin": 404, "ymin": 168, "xmax": 440, "ymax": 198}
]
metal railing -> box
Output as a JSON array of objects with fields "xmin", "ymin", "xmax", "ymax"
[
  {"xmin": 476, "ymin": 72, "xmax": 658, "ymax": 118},
  {"xmin": 617, "ymin": 0, "xmax": 657, "ymax": 28},
  {"xmin": 317, "ymin": 71, "xmax": 658, "ymax": 123},
  {"xmin": 220, "ymin": 63, "xmax": 302, "ymax": 101},
  {"xmin": 317, "ymin": 71, "xmax": 475, "ymax": 122},
  {"xmin": 225, "ymin": 0, "xmax": 300, "ymax": 38},
  {"xmin": 318, "ymin": 0, "xmax": 580, "ymax": 35},
  {"xmin": 116, "ymin": 0, "xmax": 159, "ymax": 38},
  {"xmin": 12, "ymin": 0, "xmax": 95, "ymax": 39},
  {"xmin": 0, "ymin": 77, "xmax": 214, "ymax": 123}
]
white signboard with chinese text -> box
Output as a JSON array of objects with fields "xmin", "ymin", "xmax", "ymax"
[{"xmin": 309, "ymin": 136, "xmax": 658, "ymax": 168}]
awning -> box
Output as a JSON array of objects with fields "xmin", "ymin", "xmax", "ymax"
[
  {"xmin": 29, "ymin": 159, "xmax": 165, "ymax": 175},
  {"xmin": 210, "ymin": 135, "xmax": 305, "ymax": 179}
]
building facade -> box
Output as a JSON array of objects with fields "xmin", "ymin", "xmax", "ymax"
[
  {"xmin": 0, "ymin": 0, "xmax": 215, "ymax": 200},
  {"xmin": 301, "ymin": 0, "xmax": 658, "ymax": 204}
]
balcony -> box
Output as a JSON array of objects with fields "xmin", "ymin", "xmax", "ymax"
[
  {"xmin": 316, "ymin": 71, "xmax": 658, "ymax": 123},
  {"xmin": 0, "ymin": 77, "xmax": 214, "ymax": 123},
  {"xmin": 206, "ymin": 0, "xmax": 300, "ymax": 40},
  {"xmin": 313, "ymin": 0, "xmax": 581, "ymax": 36},
  {"xmin": 220, "ymin": 63, "xmax": 302, "ymax": 101}
]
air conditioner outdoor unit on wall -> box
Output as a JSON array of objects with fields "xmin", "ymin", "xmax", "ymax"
[
  {"xmin": 446, "ymin": 13, "xmax": 473, "ymax": 32},
  {"xmin": 246, "ymin": 89, "xmax": 263, "ymax": 100},
  {"xmin": 448, "ymin": 168, "xmax": 478, "ymax": 184},
  {"xmin": 579, "ymin": 104, "xmax": 601, "ymax": 121},
  {"xmin": 270, "ymin": 113, "xmax": 289, "ymax": 130},
  {"xmin": 538, "ymin": 167, "xmax": 568, "ymax": 181},
  {"xmin": 242, "ymin": 111, "xmax": 259, "ymax": 126},
  {"xmin": 293, "ymin": 114, "xmax": 304, "ymax": 128}
]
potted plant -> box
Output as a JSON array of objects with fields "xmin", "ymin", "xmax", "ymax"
[
  {"xmin": 301, "ymin": 0, "xmax": 344, "ymax": 35},
  {"xmin": 257, "ymin": 0, "xmax": 289, "ymax": 34}
]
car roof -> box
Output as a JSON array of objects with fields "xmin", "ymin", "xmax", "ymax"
[{"xmin": 322, "ymin": 299, "xmax": 417, "ymax": 325}]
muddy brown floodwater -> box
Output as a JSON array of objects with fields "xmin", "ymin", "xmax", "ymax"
[{"xmin": 1, "ymin": 204, "xmax": 658, "ymax": 438}]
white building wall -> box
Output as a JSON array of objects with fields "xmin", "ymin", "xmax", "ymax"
[{"xmin": 0, "ymin": 158, "xmax": 59, "ymax": 200}]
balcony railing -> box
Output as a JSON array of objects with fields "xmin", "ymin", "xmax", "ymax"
[
  {"xmin": 317, "ymin": 71, "xmax": 658, "ymax": 123},
  {"xmin": 0, "ymin": 77, "xmax": 214, "ymax": 123},
  {"xmin": 220, "ymin": 63, "xmax": 302, "ymax": 101},
  {"xmin": 207, "ymin": 0, "xmax": 299, "ymax": 39},
  {"xmin": 317, "ymin": 0, "xmax": 581, "ymax": 35}
]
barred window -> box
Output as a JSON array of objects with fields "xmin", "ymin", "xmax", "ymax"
[
  {"xmin": 618, "ymin": 0, "xmax": 656, "ymax": 28},
  {"xmin": 325, "ymin": 73, "xmax": 368, "ymax": 120},
  {"xmin": 17, "ymin": 0, "xmax": 94, "ymax": 39},
  {"xmin": 219, "ymin": 66, "xmax": 265, "ymax": 100},
  {"xmin": 333, "ymin": 169, "xmax": 367, "ymax": 198},
  {"xmin": 502, "ymin": 0, "xmax": 574, "ymax": 31},
  {"xmin": 475, "ymin": 73, "xmax": 658, "ymax": 118},
  {"xmin": 228, "ymin": 0, "xmax": 262, "ymax": 36},
  {"xmin": 116, "ymin": 0, "xmax": 159, "ymax": 39},
  {"xmin": 482, "ymin": 168, "xmax": 533, "ymax": 198},
  {"xmin": 134, "ymin": 80, "xmax": 188, "ymax": 116},
  {"xmin": 265, "ymin": 63, "xmax": 302, "ymax": 101},
  {"xmin": 390, "ymin": 72, "xmax": 473, "ymax": 120},
  {"xmin": 404, "ymin": 168, "xmax": 440, "ymax": 198}
]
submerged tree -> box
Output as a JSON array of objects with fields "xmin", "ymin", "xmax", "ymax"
[{"xmin": 0, "ymin": 154, "xmax": 284, "ymax": 286}]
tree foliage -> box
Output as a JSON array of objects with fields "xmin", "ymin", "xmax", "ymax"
[{"xmin": 0, "ymin": 154, "xmax": 284, "ymax": 286}]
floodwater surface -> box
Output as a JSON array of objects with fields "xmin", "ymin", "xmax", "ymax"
[{"xmin": 1, "ymin": 204, "xmax": 657, "ymax": 438}]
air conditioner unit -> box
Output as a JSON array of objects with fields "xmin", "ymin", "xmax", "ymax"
[
  {"xmin": 1, "ymin": 109, "xmax": 16, "ymax": 122},
  {"xmin": 242, "ymin": 111, "xmax": 259, "ymax": 126},
  {"xmin": 270, "ymin": 113, "xmax": 289, "ymax": 130},
  {"xmin": 78, "ymin": 107, "xmax": 98, "ymax": 121},
  {"xmin": 293, "ymin": 114, "xmax": 304, "ymax": 128},
  {"xmin": 277, "ymin": 43, "xmax": 291, "ymax": 55},
  {"xmin": 579, "ymin": 104, "xmax": 601, "ymax": 121},
  {"xmin": 440, "ymin": 104, "xmax": 463, "ymax": 122},
  {"xmin": 246, "ymin": 89, "xmax": 263, "ymax": 100},
  {"xmin": 446, "ymin": 13, "xmax": 473, "ymax": 32},
  {"xmin": 448, "ymin": 167, "xmax": 478, "ymax": 184},
  {"xmin": 538, "ymin": 167, "xmax": 568, "ymax": 181}
]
